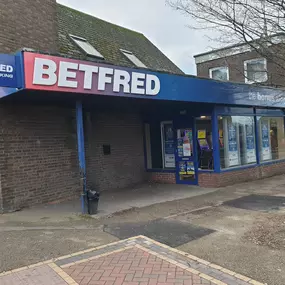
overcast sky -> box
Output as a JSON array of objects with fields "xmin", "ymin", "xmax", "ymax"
[{"xmin": 57, "ymin": 0, "xmax": 214, "ymax": 75}]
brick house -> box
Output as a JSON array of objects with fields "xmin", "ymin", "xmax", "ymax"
[
  {"xmin": 0, "ymin": 1, "xmax": 182, "ymax": 212},
  {"xmin": 194, "ymin": 34, "xmax": 285, "ymax": 87}
]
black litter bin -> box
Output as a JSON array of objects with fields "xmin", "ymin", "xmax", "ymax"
[{"xmin": 87, "ymin": 190, "xmax": 100, "ymax": 215}]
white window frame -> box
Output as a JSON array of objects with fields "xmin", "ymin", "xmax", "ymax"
[
  {"xmin": 244, "ymin": 58, "xmax": 268, "ymax": 84},
  {"xmin": 120, "ymin": 49, "xmax": 147, "ymax": 68},
  {"xmin": 209, "ymin": 66, "xmax": 229, "ymax": 81},
  {"xmin": 70, "ymin": 34, "xmax": 104, "ymax": 59}
]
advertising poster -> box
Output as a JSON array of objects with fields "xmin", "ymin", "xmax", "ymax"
[
  {"xmin": 228, "ymin": 122, "xmax": 239, "ymax": 166},
  {"xmin": 186, "ymin": 161, "xmax": 195, "ymax": 175},
  {"xmin": 261, "ymin": 121, "xmax": 271, "ymax": 160},
  {"xmin": 179, "ymin": 161, "xmax": 187, "ymax": 175},
  {"xmin": 198, "ymin": 130, "xmax": 206, "ymax": 139},
  {"xmin": 163, "ymin": 123, "xmax": 175, "ymax": 168},
  {"xmin": 245, "ymin": 124, "xmax": 256, "ymax": 163},
  {"xmin": 177, "ymin": 138, "xmax": 184, "ymax": 157},
  {"xmin": 183, "ymin": 130, "xmax": 192, "ymax": 157}
]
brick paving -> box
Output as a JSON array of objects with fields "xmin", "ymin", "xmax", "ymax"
[
  {"xmin": 0, "ymin": 236, "xmax": 264, "ymax": 285},
  {"xmin": 63, "ymin": 247, "xmax": 212, "ymax": 285}
]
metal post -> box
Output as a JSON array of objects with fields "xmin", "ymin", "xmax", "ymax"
[
  {"xmin": 254, "ymin": 108, "xmax": 260, "ymax": 165},
  {"xmin": 76, "ymin": 100, "xmax": 87, "ymax": 214},
  {"xmin": 212, "ymin": 107, "xmax": 221, "ymax": 173}
]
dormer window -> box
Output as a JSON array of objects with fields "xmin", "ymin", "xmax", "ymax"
[
  {"xmin": 120, "ymin": 49, "xmax": 146, "ymax": 68},
  {"xmin": 70, "ymin": 35, "xmax": 104, "ymax": 59}
]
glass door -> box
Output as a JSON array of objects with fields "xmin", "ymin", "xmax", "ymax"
[{"xmin": 175, "ymin": 126, "xmax": 198, "ymax": 185}]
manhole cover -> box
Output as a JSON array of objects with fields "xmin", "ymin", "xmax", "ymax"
[
  {"xmin": 224, "ymin": 194, "xmax": 285, "ymax": 212},
  {"xmin": 104, "ymin": 219, "xmax": 215, "ymax": 247}
]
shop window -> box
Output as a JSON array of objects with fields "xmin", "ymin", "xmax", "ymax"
[
  {"xmin": 120, "ymin": 49, "xmax": 147, "ymax": 68},
  {"xmin": 196, "ymin": 116, "xmax": 213, "ymax": 170},
  {"xmin": 70, "ymin": 35, "xmax": 104, "ymax": 59},
  {"xmin": 244, "ymin": 58, "xmax": 267, "ymax": 83},
  {"xmin": 219, "ymin": 116, "xmax": 257, "ymax": 169},
  {"xmin": 257, "ymin": 117, "xmax": 285, "ymax": 162},
  {"xmin": 144, "ymin": 121, "xmax": 175, "ymax": 169},
  {"xmin": 209, "ymin": 67, "xmax": 229, "ymax": 81},
  {"xmin": 144, "ymin": 122, "xmax": 162, "ymax": 169}
]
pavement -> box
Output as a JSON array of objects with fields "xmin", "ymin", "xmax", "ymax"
[
  {"xmin": 0, "ymin": 236, "xmax": 264, "ymax": 285},
  {"xmin": 0, "ymin": 183, "xmax": 217, "ymax": 223},
  {"xmin": 1, "ymin": 175, "xmax": 285, "ymax": 284}
]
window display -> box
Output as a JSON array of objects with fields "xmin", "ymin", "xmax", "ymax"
[
  {"xmin": 258, "ymin": 117, "xmax": 285, "ymax": 162},
  {"xmin": 219, "ymin": 116, "xmax": 257, "ymax": 169},
  {"xmin": 161, "ymin": 121, "xmax": 175, "ymax": 168},
  {"xmin": 196, "ymin": 116, "xmax": 213, "ymax": 170},
  {"xmin": 177, "ymin": 128, "xmax": 196, "ymax": 182}
]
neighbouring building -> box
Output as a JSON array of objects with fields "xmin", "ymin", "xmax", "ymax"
[
  {"xmin": 194, "ymin": 34, "xmax": 285, "ymax": 87},
  {"xmin": 1, "ymin": 1, "xmax": 285, "ymax": 213}
]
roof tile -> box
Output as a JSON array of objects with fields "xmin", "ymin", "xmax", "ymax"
[{"xmin": 57, "ymin": 4, "xmax": 183, "ymax": 74}]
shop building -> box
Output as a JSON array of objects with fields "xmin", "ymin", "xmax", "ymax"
[{"xmin": 0, "ymin": 2, "xmax": 285, "ymax": 213}]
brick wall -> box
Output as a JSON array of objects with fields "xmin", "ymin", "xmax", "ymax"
[
  {"xmin": 85, "ymin": 112, "xmax": 146, "ymax": 192},
  {"xmin": 0, "ymin": 103, "xmax": 80, "ymax": 212},
  {"xmin": 0, "ymin": 0, "xmax": 58, "ymax": 54},
  {"xmin": 199, "ymin": 161, "xmax": 285, "ymax": 187},
  {"xmin": 149, "ymin": 161, "xmax": 285, "ymax": 187},
  {"xmin": 196, "ymin": 47, "xmax": 285, "ymax": 87},
  {"xmin": 148, "ymin": 172, "xmax": 176, "ymax": 184}
]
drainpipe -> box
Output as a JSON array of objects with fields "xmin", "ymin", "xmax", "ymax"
[{"xmin": 76, "ymin": 100, "xmax": 87, "ymax": 214}]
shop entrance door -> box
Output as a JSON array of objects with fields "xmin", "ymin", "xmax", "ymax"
[{"xmin": 175, "ymin": 120, "xmax": 198, "ymax": 185}]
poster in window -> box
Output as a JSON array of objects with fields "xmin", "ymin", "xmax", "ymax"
[
  {"xmin": 163, "ymin": 123, "xmax": 175, "ymax": 168},
  {"xmin": 186, "ymin": 161, "xmax": 195, "ymax": 175},
  {"xmin": 228, "ymin": 122, "xmax": 239, "ymax": 166},
  {"xmin": 246, "ymin": 124, "xmax": 256, "ymax": 163},
  {"xmin": 261, "ymin": 121, "xmax": 271, "ymax": 161},
  {"xmin": 177, "ymin": 138, "xmax": 184, "ymax": 157},
  {"xmin": 198, "ymin": 130, "xmax": 206, "ymax": 139},
  {"xmin": 183, "ymin": 130, "xmax": 192, "ymax": 157},
  {"xmin": 179, "ymin": 161, "xmax": 187, "ymax": 175}
]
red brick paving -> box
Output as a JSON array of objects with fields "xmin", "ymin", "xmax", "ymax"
[{"xmin": 63, "ymin": 247, "xmax": 213, "ymax": 285}]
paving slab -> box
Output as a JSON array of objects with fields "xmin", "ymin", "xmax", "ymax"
[
  {"xmin": 103, "ymin": 218, "xmax": 215, "ymax": 247},
  {"xmin": 0, "ymin": 236, "xmax": 265, "ymax": 285},
  {"xmin": 224, "ymin": 194, "xmax": 285, "ymax": 212}
]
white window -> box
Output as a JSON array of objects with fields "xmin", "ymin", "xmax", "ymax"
[
  {"xmin": 209, "ymin": 67, "xmax": 229, "ymax": 81},
  {"xmin": 120, "ymin": 49, "xmax": 146, "ymax": 68},
  {"xmin": 70, "ymin": 35, "xmax": 104, "ymax": 59},
  {"xmin": 244, "ymin": 58, "xmax": 267, "ymax": 83}
]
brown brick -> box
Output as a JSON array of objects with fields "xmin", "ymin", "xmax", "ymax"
[
  {"xmin": 0, "ymin": 0, "xmax": 58, "ymax": 54},
  {"xmin": 0, "ymin": 103, "xmax": 80, "ymax": 212},
  {"xmin": 196, "ymin": 46, "xmax": 285, "ymax": 87},
  {"xmin": 85, "ymin": 112, "xmax": 146, "ymax": 192}
]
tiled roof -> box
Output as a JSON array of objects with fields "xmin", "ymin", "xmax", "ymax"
[{"xmin": 57, "ymin": 4, "xmax": 183, "ymax": 74}]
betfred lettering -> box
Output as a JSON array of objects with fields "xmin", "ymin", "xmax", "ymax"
[
  {"xmin": 33, "ymin": 57, "xmax": 160, "ymax": 96},
  {"xmin": 0, "ymin": 64, "xmax": 13, "ymax": 73},
  {"xmin": 0, "ymin": 64, "xmax": 14, "ymax": 79}
]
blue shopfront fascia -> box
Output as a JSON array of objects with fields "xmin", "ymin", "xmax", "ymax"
[
  {"xmin": 0, "ymin": 52, "xmax": 24, "ymax": 97},
  {"xmin": 119, "ymin": 72, "xmax": 285, "ymax": 108}
]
